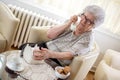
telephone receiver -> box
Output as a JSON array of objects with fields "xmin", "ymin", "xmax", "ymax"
[{"xmin": 70, "ymin": 16, "xmax": 81, "ymax": 31}]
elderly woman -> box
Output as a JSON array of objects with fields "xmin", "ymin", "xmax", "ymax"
[{"xmin": 19, "ymin": 5, "xmax": 105, "ymax": 66}]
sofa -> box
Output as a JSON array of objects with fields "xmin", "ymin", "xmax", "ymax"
[
  {"xmin": 0, "ymin": 1, "xmax": 19, "ymax": 52},
  {"xmin": 94, "ymin": 49, "xmax": 120, "ymax": 80}
]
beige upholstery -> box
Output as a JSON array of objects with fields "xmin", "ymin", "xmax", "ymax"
[
  {"xmin": 28, "ymin": 26, "xmax": 51, "ymax": 43},
  {"xmin": 69, "ymin": 42, "xmax": 99, "ymax": 80},
  {"xmin": 0, "ymin": 1, "xmax": 19, "ymax": 52},
  {"xmin": 94, "ymin": 49, "xmax": 120, "ymax": 80},
  {"xmin": 28, "ymin": 26, "xmax": 100, "ymax": 80}
]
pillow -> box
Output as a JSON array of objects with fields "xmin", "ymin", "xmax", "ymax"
[
  {"xmin": 28, "ymin": 26, "xmax": 51, "ymax": 43},
  {"xmin": 111, "ymin": 54, "xmax": 120, "ymax": 70}
]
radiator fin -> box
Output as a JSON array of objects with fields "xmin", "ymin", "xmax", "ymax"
[{"xmin": 8, "ymin": 4, "xmax": 60, "ymax": 47}]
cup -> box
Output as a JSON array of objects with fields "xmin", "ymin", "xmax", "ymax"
[{"xmin": 6, "ymin": 53, "xmax": 24, "ymax": 72}]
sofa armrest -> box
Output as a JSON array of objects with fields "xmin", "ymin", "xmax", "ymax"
[
  {"xmin": 95, "ymin": 60, "xmax": 120, "ymax": 80},
  {"xmin": 103, "ymin": 49, "xmax": 120, "ymax": 65},
  {"xmin": 69, "ymin": 55, "xmax": 84, "ymax": 80},
  {"xmin": 69, "ymin": 43, "xmax": 99, "ymax": 80},
  {"xmin": 28, "ymin": 26, "xmax": 51, "ymax": 43},
  {"xmin": 0, "ymin": 2, "xmax": 19, "ymax": 50},
  {"xmin": 69, "ymin": 52, "xmax": 99, "ymax": 80}
]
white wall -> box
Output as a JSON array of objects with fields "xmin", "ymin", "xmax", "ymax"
[
  {"xmin": 93, "ymin": 29, "xmax": 120, "ymax": 68},
  {"xmin": 95, "ymin": 30, "xmax": 120, "ymax": 53}
]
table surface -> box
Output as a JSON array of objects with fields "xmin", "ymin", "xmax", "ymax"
[{"xmin": 1, "ymin": 50, "xmax": 57, "ymax": 80}]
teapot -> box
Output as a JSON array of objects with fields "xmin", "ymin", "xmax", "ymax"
[{"xmin": 22, "ymin": 44, "xmax": 44, "ymax": 64}]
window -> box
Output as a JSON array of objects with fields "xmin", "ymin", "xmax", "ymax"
[{"xmin": 18, "ymin": 0, "xmax": 120, "ymax": 36}]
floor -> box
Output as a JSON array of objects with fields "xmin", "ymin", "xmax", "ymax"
[{"xmin": 86, "ymin": 71, "xmax": 94, "ymax": 80}]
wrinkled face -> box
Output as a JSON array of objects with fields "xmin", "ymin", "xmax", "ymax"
[{"xmin": 74, "ymin": 12, "xmax": 96, "ymax": 35}]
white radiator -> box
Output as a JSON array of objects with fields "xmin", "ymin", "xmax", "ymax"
[{"xmin": 8, "ymin": 5, "xmax": 60, "ymax": 48}]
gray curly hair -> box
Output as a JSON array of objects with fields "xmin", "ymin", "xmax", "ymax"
[{"xmin": 83, "ymin": 5, "xmax": 105, "ymax": 28}]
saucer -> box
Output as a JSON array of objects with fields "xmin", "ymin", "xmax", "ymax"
[
  {"xmin": 6, "ymin": 53, "xmax": 25, "ymax": 72},
  {"xmin": 6, "ymin": 61, "xmax": 25, "ymax": 72}
]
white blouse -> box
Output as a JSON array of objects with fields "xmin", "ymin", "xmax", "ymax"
[{"xmin": 46, "ymin": 29, "xmax": 94, "ymax": 65}]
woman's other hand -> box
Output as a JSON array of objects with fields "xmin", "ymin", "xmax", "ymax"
[{"xmin": 33, "ymin": 48, "xmax": 51, "ymax": 60}]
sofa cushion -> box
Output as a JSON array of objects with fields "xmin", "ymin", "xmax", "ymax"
[
  {"xmin": 36, "ymin": 26, "xmax": 51, "ymax": 42},
  {"xmin": 28, "ymin": 26, "xmax": 51, "ymax": 43},
  {"xmin": 0, "ymin": 33, "xmax": 6, "ymax": 52},
  {"xmin": 111, "ymin": 51, "xmax": 120, "ymax": 70}
]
